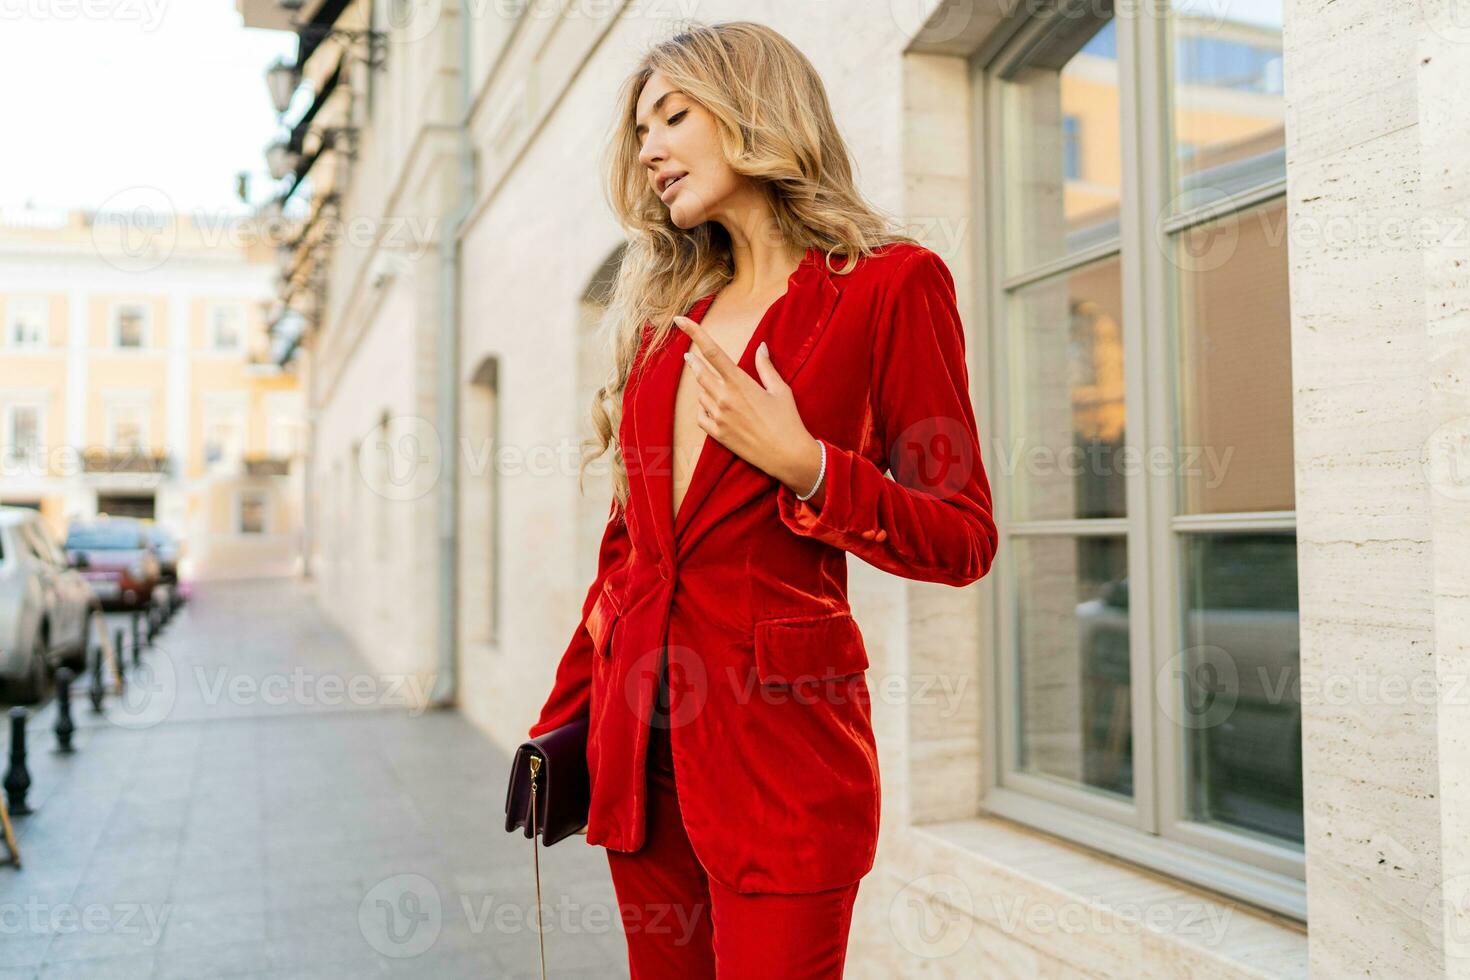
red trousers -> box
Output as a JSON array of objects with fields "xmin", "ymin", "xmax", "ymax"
[{"xmin": 604, "ymin": 657, "xmax": 862, "ymax": 978}]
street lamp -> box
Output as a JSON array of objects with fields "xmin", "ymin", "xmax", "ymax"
[
  {"xmin": 265, "ymin": 140, "xmax": 298, "ymax": 181},
  {"xmin": 265, "ymin": 57, "xmax": 300, "ymax": 115}
]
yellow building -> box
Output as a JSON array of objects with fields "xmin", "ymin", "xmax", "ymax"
[{"xmin": 0, "ymin": 204, "xmax": 305, "ymax": 581}]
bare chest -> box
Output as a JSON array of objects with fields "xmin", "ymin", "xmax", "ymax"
[{"xmin": 669, "ymin": 304, "xmax": 765, "ymax": 523}]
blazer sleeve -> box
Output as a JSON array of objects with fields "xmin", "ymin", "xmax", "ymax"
[
  {"xmin": 775, "ymin": 247, "xmax": 998, "ymax": 587},
  {"xmin": 527, "ymin": 495, "xmax": 633, "ymax": 738}
]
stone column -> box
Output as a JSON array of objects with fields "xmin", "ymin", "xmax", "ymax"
[{"xmin": 1286, "ymin": 1, "xmax": 1470, "ymax": 974}]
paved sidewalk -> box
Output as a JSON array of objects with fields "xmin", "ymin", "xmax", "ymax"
[{"xmin": 0, "ymin": 577, "xmax": 627, "ymax": 979}]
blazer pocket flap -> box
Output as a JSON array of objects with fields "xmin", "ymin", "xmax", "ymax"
[
  {"xmin": 586, "ymin": 580, "xmax": 622, "ymax": 658},
  {"xmin": 754, "ymin": 612, "xmax": 869, "ymax": 685}
]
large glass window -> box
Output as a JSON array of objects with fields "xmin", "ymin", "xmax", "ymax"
[{"xmin": 988, "ymin": 0, "xmax": 1299, "ymax": 916}]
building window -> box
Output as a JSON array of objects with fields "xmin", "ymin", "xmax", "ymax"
[
  {"xmin": 4, "ymin": 404, "xmax": 43, "ymax": 464},
  {"xmin": 6, "ymin": 297, "xmax": 48, "ymax": 348},
  {"xmin": 106, "ymin": 402, "xmax": 149, "ymax": 452},
  {"xmin": 209, "ymin": 304, "xmax": 244, "ymax": 351},
  {"xmin": 987, "ymin": 0, "xmax": 1298, "ymax": 915},
  {"xmin": 202, "ymin": 400, "xmax": 247, "ymax": 470},
  {"xmin": 239, "ymin": 489, "xmax": 269, "ymax": 534},
  {"xmin": 112, "ymin": 303, "xmax": 150, "ymax": 349}
]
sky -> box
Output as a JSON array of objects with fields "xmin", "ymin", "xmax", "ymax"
[{"xmin": 0, "ymin": 1, "xmax": 297, "ymax": 218}]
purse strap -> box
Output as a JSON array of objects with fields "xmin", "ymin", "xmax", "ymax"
[{"xmin": 529, "ymin": 754, "xmax": 547, "ymax": 980}]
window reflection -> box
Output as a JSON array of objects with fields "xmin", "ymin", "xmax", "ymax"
[
  {"xmin": 1169, "ymin": 2, "xmax": 1285, "ymax": 208},
  {"xmin": 1179, "ymin": 532, "xmax": 1302, "ymax": 844},
  {"xmin": 1015, "ymin": 535, "xmax": 1132, "ymax": 799},
  {"xmin": 1174, "ymin": 198, "xmax": 1294, "ymax": 514},
  {"xmin": 1001, "ymin": 16, "xmax": 1121, "ymax": 268},
  {"xmin": 1010, "ymin": 258, "xmax": 1127, "ymax": 521}
]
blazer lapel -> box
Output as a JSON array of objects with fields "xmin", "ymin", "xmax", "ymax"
[{"xmin": 627, "ymin": 245, "xmax": 842, "ymax": 564}]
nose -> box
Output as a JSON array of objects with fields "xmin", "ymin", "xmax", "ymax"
[{"xmin": 638, "ymin": 131, "xmax": 664, "ymax": 172}]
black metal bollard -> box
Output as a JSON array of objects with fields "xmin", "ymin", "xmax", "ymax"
[
  {"xmin": 89, "ymin": 635, "xmax": 105, "ymax": 713},
  {"xmin": 54, "ymin": 667, "xmax": 75, "ymax": 754},
  {"xmin": 132, "ymin": 611, "xmax": 142, "ymax": 655},
  {"xmin": 4, "ymin": 708, "xmax": 31, "ymax": 816},
  {"xmin": 113, "ymin": 627, "xmax": 127, "ymax": 693}
]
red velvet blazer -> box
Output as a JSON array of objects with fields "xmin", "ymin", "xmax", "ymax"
[{"xmin": 528, "ymin": 240, "xmax": 998, "ymax": 894}]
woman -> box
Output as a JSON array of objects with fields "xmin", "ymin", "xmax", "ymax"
[{"xmin": 527, "ymin": 20, "xmax": 998, "ymax": 978}]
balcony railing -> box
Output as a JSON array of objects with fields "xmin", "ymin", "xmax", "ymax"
[
  {"xmin": 81, "ymin": 448, "xmax": 172, "ymax": 475},
  {"xmin": 244, "ymin": 455, "xmax": 292, "ymax": 477}
]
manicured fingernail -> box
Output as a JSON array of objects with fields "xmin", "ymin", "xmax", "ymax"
[{"xmin": 758, "ymin": 341, "xmax": 768, "ymax": 357}]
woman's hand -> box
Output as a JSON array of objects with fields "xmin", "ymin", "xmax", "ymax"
[{"xmin": 674, "ymin": 315, "xmax": 826, "ymax": 506}]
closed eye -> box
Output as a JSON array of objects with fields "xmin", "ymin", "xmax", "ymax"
[{"xmin": 636, "ymin": 109, "xmax": 686, "ymax": 149}]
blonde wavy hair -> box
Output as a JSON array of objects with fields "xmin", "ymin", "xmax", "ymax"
[{"xmin": 586, "ymin": 20, "xmax": 919, "ymax": 512}]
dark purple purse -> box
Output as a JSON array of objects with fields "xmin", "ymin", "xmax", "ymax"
[
  {"xmin": 503, "ymin": 716, "xmax": 591, "ymax": 847},
  {"xmin": 504, "ymin": 716, "xmax": 591, "ymax": 978}
]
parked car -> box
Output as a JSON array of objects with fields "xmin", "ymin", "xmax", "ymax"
[
  {"xmin": 141, "ymin": 521, "xmax": 182, "ymax": 584},
  {"xmin": 0, "ymin": 507, "xmax": 100, "ymax": 702},
  {"xmin": 64, "ymin": 517, "xmax": 161, "ymax": 612}
]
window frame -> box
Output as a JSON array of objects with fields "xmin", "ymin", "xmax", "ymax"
[
  {"xmin": 3, "ymin": 400, "xmax": 46, "ymax": 466},
  {"xmin": 104, "ymin": 395, "xmax": 151, "ymax": 453},
  {"xmin": 6, "ymin": 296, "xmax": 49, "ymax": 349},
  {"xmin": 977, "ymin": 2, "xmax": 1304, "ymax": 920},
  {"xmin": 110, "ymin": 301, "xmax": 152, "ymax": 350},
  {"xmin": 236, "ymin": 488, "xmax": 271, "ymax": 535},
  {"xmin": 208, "ymin": 302, "xmax": 246, "ymax": 352}
]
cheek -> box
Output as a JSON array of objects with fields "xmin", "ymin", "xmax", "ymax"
[{"xmin": 681, "ymin": 158, "xmax": 739, "ymax": 211}]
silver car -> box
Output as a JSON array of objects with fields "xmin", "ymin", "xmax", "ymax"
[{"xmin": 0, "ymin": 507, "xmax": 99, "ymax": 702}]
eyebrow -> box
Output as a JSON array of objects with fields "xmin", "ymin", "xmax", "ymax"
[{"xmin": 634, "ymin": 89, "xmax": 683, "ymax": 138}]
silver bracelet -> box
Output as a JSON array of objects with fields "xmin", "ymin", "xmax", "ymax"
[{"xmin": 796, "ymin": 439, "xmax": 826, "ymax": 501}]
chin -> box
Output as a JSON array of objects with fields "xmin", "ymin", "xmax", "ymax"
[{"xmin": 667, "ymin": 204, "xmax": 706, "ymax": 229}]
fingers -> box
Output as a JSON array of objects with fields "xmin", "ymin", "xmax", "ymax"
[
  {"xmin": 674, "ymin": 315, "xmax": 737, "ymax": 379},
  {"xmin": 753, "ymin": 340, "xmax": 787, "ymax": 393}
]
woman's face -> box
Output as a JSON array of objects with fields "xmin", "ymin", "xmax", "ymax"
[{"xmin": 635, "ymin": 70, "xmax": 740, "ymax": 229}]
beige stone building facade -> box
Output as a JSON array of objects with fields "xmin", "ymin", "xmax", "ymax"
[
  {"xmin": 0, "ymin": 207, "xmax": 306, "ymax": 581},
  {"xmin": 239, "ymin": 0, "xmax": 1470, "ymax": 975}
]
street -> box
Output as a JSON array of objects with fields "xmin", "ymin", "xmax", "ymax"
[{"xmin": 0, "ymin": 578, "xmax": 626, "ymax": 979}]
